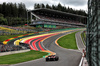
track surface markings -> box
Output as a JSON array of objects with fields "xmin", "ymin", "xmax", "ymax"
[{"xmin": 11, "ymin": 29, "xmax": 84, "ymax": 66}]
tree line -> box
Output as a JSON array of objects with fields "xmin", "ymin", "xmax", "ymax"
[
  {"xmin": 34, "ymin": 3, "xmax": 87, "ymax": 16},
  {"xmin": 0, "ymin": 2, "xmax": 87, "ymax": 26},
  {"xmin": 0, "ymin": 2, "xmax": 28, "ymax": 26}
]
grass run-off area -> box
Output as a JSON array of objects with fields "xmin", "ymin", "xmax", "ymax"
[
  {"xmin": 81, "ymin": 31, "xmax": 86, "ymax": 45},
  {"xmin": 83, "ymin": 32, "xmax": 86, "ymax": 38},
  {"xmin": 0, "ymin": 50, "xmax": 48, "ymax": 64},
  {"xmin": 57, "ymin": 32, "xmax": 78, "ymax": 49},
  {"xmin": 0, "ymin": 34, "xmax": 28, "ymax": 42}
]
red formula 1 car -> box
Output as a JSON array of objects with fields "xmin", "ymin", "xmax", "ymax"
[{"xmin": 46, "ymin": 55, "xmax": 59, "ymax": 61}]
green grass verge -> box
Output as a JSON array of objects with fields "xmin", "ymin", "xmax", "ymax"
[
  {"xmin": 81, "ymin": 33, "xmax": 84, "ymax": 44},
  {"xmin": 83, "ymin": 32, "xmax": 86, "ymax": 38},
  {"xmin": 0, "ymin": 34, "xmax": 28, "ymax": 42},
  {"xmin": 0, "ymin": 50, "xmax": 48, "ymax": 64},
  {"xmin": 57, "ymin": 32, "xmax": 78, "ymax": 49},
  {"xmin": 81, "ymin": 32, "xmax": 86, "ymax": 45}
]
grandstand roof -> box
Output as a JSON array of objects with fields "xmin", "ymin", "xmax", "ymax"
[{"xmin": 29, "ymin": 8, "xmax": 87, "ymax": 18}]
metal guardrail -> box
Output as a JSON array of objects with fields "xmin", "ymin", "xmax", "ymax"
[
  {"xmin": 0, "ymin": 49, "xmax": 30, "ymax": 56},
  {"xmin": 0, "ymin": 45, "xmax": 26, "ymax": 53}
]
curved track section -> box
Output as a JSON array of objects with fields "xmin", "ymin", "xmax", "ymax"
[
  {"xmin": 43, "ymin": 33, "xmax": 82, "ymax": 66},
  {"xmin": 23, "ymin": 33, "xmax": 59, "ymax": 51},
  {"xmin": 11, "ymin": 30, "xmax": 82, "ymax": 66}
]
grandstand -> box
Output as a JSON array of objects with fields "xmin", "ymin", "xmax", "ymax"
[{"xmin": 29, "ymin": 8, "xmax": 87, "ymax": 28}]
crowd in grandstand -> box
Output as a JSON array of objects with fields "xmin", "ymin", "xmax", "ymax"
[
  {"xmin": 36, "ymin": 14, "xmax": 84, "ymax": 25},
  {"xmin": 0, "ymin": 25, "xmax": 37, "ymax": 35},
  {"xmin": 1, "ymin": 25, "xmax": 36, "ymax": 32}
]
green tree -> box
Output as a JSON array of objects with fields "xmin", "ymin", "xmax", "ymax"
[
  {"xmin": 2, "ymin": 2, "xmax": 6, "ymax": 17},
  {"xmin": 18, "ymin": 3, "xmax": 26, "ymax": 18},
  {"xmin": 0, "ymin": 4, "xmax": 2, "ymax": 13},
  {"xmin": 36, "ymin": 4, "xmax": 40, "ymax": 9},
  {"xmin": 0, "ymin": 13, "xmax": 3, "ymax": 17},
  {"xmin": 46, "ymin": 4, "xmax": 51, "ymax": 9},
  {"xmin": 0, "ymin": 13, "xmax": 7, "ymax": 25},
  {"xmin": 41, "ymin": 3, "xmax": 45, "ymax": 8},
  {"xmin": 57, "ymin": 3, "xmax": 62, "ymax": 11},
  {"xmin": 34, "ymin": 3, "xmax": 37, "ymax": 9}
]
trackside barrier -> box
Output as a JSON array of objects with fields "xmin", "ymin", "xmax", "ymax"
[
  {"xmin": 0, "ymin": 45, "xmax": 26, "ymax": 53},
  {"xmin": 0, "ymin": 49, "xmax": 30, "ymax": 56},
  {"xmin": 19, "ymin": 42, "xmax": 30, "ymax": 49},
  {"xmin": 79, "ymin": 53, "xmax": 84, "ymax": 66},
  {"xmin": 49, "ymin": 28, "xmax": 81, "ymax": 32}
]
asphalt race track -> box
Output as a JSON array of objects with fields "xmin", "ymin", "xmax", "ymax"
[{"xmin": 11, "ymin": 30, "xmax": 82, "ymax": 66}]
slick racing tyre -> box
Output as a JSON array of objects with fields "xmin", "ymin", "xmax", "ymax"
[
  {"xmin": 46, "ymin": 58, "xmax": 49, "ymax": 61},
  {"xmin": 55, "ymin": 56, "xmax": 59, "ymax": 61}
]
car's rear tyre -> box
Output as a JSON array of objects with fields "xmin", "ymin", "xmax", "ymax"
[{"xmin": 55, "ymin": 56, "xmax": 59, "ymax": 61}]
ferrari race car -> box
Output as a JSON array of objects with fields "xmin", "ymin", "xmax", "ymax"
[{"xmin": 46, "ymin": 55, "xmax": 59, "ymax": 61}]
